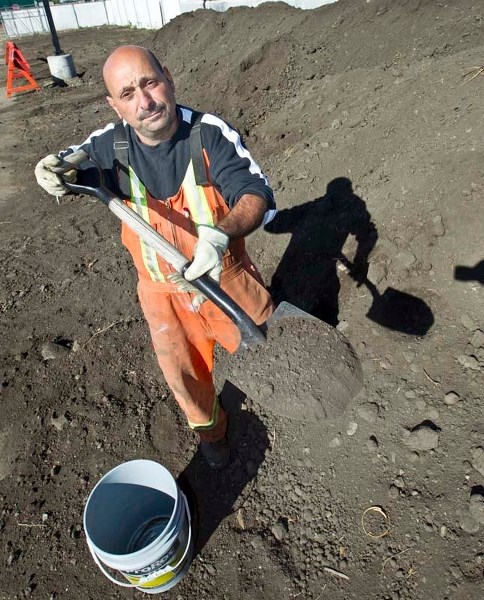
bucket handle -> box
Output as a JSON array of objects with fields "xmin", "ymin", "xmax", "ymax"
[{"xmin": 86, "ymin": 492, "xmax": 192, "ymax": 589}]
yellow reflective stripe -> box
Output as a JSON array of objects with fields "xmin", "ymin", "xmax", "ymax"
[
  {"xmin": 188, "ymin": 396, "xmax": 219, "ymax": 431},
  {"xmin": 128, "ymin": 167, "xmax": 165, "ymax": 282},
  {"xmin": 182, "ymin": 160, "xmax": 214, "ymax": 227}
]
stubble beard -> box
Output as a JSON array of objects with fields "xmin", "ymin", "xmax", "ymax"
[{"xmin": 136, "ymin": 102, "xmax": 177, "ymax": 141}]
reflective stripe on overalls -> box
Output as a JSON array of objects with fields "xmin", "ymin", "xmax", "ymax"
[{"xmin": 126, "ymin": 159, "xmax": 215, "ymax": 282}]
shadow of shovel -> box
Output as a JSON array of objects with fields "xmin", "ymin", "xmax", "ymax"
[{"xmin": 340, "ymin": 256, "xmax": 434, "ymax": 336}]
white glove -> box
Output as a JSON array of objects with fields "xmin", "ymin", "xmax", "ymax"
[
  {"xmin": 184, "ymin": 225, "xmax": 229, "ymax": 283},
  {"xmin": 34, "ymin": 154, "xmax": 77, "ymax": 197},
  {"xmin": 167, "ymin": 273, "xmax": 207, "ymax": 310}
]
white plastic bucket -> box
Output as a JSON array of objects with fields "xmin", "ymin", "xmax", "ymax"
[{"xmin": 83, "ymin": 460, "xmax": 193, "ymax": 594}]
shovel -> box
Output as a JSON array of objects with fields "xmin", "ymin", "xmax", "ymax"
[{"xmin": 61, "ymin": 149, "xmax": 363, "ymax": 420}]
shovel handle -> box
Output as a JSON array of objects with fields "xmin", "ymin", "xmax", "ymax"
[
  {"xmin": 59, "ymin": 148, "xmax": 90, "ymax": 169},
  {"xmin": 62, "ymin": 151, "xmax": 266, "ymax": 350}
]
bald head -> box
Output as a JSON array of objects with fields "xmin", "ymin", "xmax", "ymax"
[
  {"xmin": 103, "ymin": 45, "xmax": 164, "ymax": 96},
  {"xmin": 103, "ymin": 45, "xmax": 178, "ymax": 145}
]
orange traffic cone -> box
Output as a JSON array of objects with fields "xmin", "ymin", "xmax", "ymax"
[{"xmin": 5, "ymin": 41, "xmax": 41, "ymax": 98}]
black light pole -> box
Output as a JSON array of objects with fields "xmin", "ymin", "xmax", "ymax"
[
  {"xmin": 41, "ymin": 0, "xmax": 77, "ymax": 83},
  {"xmin": 42, "ymin": 0, "xmax": 63, "ymax": 56}
]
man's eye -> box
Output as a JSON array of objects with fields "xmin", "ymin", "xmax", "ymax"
[
  {"xmin": 146, "ymin": 80, "xmax": 157, "ymax": 87},
  {"xmin": 121, "ymin": 92, "xmax": 133, "ymax": 100}
]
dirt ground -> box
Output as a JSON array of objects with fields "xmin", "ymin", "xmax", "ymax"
[{"xmin": 1, "ymin": 0, "xmax": 483, "ymax": 598}]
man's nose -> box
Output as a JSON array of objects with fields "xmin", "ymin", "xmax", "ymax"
[{"xmin": 137, "ymin": 87, "xmax": 154, "ymax": 110}]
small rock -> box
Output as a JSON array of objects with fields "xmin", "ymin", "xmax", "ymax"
[
  {"xmin": 367, "ymin": 262, "xmax": 386, "ymax": 285},
  {"xmin": 471, "ymin": 447, "xmax": 484, "ymax": 477},
  {"xmin": 302, "ymin": 507, "xmax": 314, "ymax": 521},
  {"xmin": 41, "ymin": 341, "xmax": 69, "ymax": 361},
  {"xmin": 346, "ymin": 422, "xmax": 358, "ymax": 436},
  {"xmin": 431, "ymin": 215, "xmax": 445, "ymax": 237},
  {"xmin": 51, "ymin": 413, "xmax": 68, "ymax": 431},
  {"xmin": 461, "ymin": 314, "xmax": 475, "ymax": 330},
  {"xmin": 388, "ymin": 485, "xmax": 400, "ymax": 500},
  {"xmin": 366, "ymin": 436, "xmax": 379, "ymax": 452},
  {"xmin": 403, "ymin": 351, "xmax": 415, "ymax": 364},
  {"xmin": 460, "ymin": 513, "xmax": 480, "ymax": 534},
  {"xmin": 393, "ymin": 476, "xmax": 405, "ymax": 489},
  {"xmin": 71, "ymin": 340, "xmax": 81, "ymax": 353},
  {"xmin": 457, "ymin": 354, "xmax": 479, "ymax": 370},
  {"xmin": 444, "ymin": 391, "xmax": 460, "ymax": 405},
  {"xmin": 395, "ymin": 250, "xmax": 416, "ymax": 269},
  {"xmin": 356, "ymin": 402, "xmax": 379, "ymax": 423},
  {"xmin": 405, "ymin": 390, "xmax": 417, "ymax": 399},
  {"xmin": 258, "ymin": 382, "xmax": 274, "ymax": 398},
  {"xmin": 336, "ymin": 320, "xmax": 349, "ymax": 333},
  {"xmin": 449, "ymin": 565, "xmax": 463, "ymax": 580},
  {"xmin": 470, "ymin": 329, "xmax": 484, "ymax": 349},
  {"xmin": 271, "ymin": 520, "xmax": 288, "ymax": 541},
  {"xmin": 469, "ymin": 494, "xmax": 484, "ymax": 525},
  {"xmin": 403, "ymin": 424, "xmax": 439, "ymax": 451},
  {"xmin": 329, "ymin": 435, "xmax": 342, "ymax": 448}
]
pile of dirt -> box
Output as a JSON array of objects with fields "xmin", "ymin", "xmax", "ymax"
[{"xmin": 0, "ymin": 1, "xmax": 483, "ymax": 599}]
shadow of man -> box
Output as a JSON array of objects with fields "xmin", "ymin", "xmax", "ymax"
[
  {"xmin": 265, "ymin": 177, "xmax": 377, "ymax": 325},
  {"xmin": 177, "ymin": 381, "xmax": 268, "ymax": 556}
]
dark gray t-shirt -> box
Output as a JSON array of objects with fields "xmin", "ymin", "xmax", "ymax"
[{"xmin": 61, "ymin": 105, "xmax": 275, "ymax": 215}]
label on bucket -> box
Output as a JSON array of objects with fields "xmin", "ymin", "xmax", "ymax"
[
  {"xmin": 124, "ymin": 568, "xmax": 176, "ymax": 589},
  {"xmin": 126, "ymin": 539, "xmax": 180, "ymax": 577}
]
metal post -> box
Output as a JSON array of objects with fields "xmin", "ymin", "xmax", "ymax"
[
  {"xmin": 145, "ymin": 0, "xmax": 152, "ymax": 29},
  {"xmin": 41, "ymin": 0, "xmax": 63, "ymax": 55},
  {"xmin": 103, "ymin": 1, "xmax": 110, "ymax": 26},
  {"xmin": 28, "ymin": 9, "xmax": 35, "ymax": 36},
  {"xmin": 37, "ymin": 4, "xmax": 47, "ymax": 33},
  {"xmin": 132, "ymin": 0, "xmax": 140, "ymax": 28},
  {"xmin": 72, "ymin": 5, "xmax": 79, "ymax": 29}
]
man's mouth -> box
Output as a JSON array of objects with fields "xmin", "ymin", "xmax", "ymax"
[
  {"xmin": 145, "ymin": 110, "xmax": 162, "ymax": 120},
  {"xmin": 140, "ymin": 105, "xmax": 165, "ymax": 121}
]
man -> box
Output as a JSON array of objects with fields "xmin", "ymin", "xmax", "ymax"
[{"xmin": 35, "ymin": 46, "xmax": 275, "ymax": 469}]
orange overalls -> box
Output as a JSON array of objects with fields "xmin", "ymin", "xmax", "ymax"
[{"xmin": 121, "ymin": 154, "xmax": 274, "ymax": 442}]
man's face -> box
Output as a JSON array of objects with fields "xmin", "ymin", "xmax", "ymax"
[{"xmin": 104, "ymin": 49, "xmax": 178, "ymax": 145}]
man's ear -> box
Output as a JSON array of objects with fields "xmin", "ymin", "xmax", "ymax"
[
  {"xmin": 162, "ymin": 66, "xmax": 175, "ymax": 93},
  {"xmin": 106, "ymin": 95, "xmax": 122, "ymax": 119}
]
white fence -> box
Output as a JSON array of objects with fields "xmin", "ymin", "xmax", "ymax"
[{"xmin": 1, "ymin": 0, "xmax": 337, "ymax": 38}]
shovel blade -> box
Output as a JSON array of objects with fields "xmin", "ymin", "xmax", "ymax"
[
  {"xmin": 267, "ymin": 300, "xmax": 321, "ymax": 323},
  {"xmin": 216, "ymin": 304, "xmax": 363, "ymax": 421}
]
